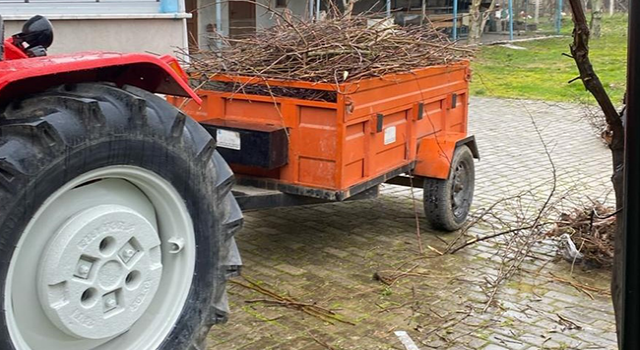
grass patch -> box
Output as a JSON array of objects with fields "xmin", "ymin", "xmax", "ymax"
[{"xmin": 470, "ymin": 14, "xmax": 628, "ymax": 104}]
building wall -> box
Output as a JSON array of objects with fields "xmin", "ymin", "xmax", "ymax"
[
  {"xmin": 4, "ymin": 18, "xmax": 187, "ymax": 56},
  {"xmin": 0, "ymin": 1, "xmax": 174, "ymax": 16},
  {"xmin": 256, "ymin": 0, "xmax": 310, "ymax": 29},
  {"xmin": 1, "ymin": 0, "xmax": 189, "ymax": 55},
  {"xmin": 195, "ymin": 0, "xmax": 311, "ymax": 50}
]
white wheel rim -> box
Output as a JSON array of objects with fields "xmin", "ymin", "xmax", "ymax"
[{"xmin": 5, "ymin": 166, "xmax": 196, "ymax": 350}]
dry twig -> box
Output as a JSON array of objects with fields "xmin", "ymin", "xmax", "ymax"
[
  {"xmin": 181, "ymin": 15, "xmax": 473, "ymax": 102},
  {"xmin": 546, "ymin": 202, "xmax": 616, "ymax": 268},
  {"xmin": 231, "ymin": 277, "xmax": 355, "ymax": 325},
  {"xmin": 548, "ymin": 272, "xmax": 611, "ymax": 299}
]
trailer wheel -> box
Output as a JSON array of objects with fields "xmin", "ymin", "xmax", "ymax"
[
  {"xmin": 0, "ymin": 83, "xmax": 243, "ymax": 350},
  {"xmin": 423, "ymin": 145, "xmax": 475, "ymax": 231}
]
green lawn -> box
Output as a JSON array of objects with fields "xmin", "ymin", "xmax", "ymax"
[{"xmin": 470, "ymin": 14, "xmax": 628, "ymax": 105}]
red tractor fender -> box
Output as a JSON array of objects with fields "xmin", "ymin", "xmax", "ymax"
[
  {"xmin": 0, "ymin": 50, "xmax": 202, "ymax": 105},
  {"xmin": 3, "ymin": 38, "xmax": 29, "ymax": 60}
]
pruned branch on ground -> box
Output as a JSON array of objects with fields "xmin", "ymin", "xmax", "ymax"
[
  {"xmin": 231, "ymin": 276, "xmax": 355, "ymax": 325},
  {"xmin": 439, "ymin": 102, "xmax": 567, "ymax": 312},
  {"xmin": 373, "ymin": 265, "xmax": 461, "ymax": 286},
  {"xmin": 547, "ymin": 202, "xmax": 616, "ymax": 268}
]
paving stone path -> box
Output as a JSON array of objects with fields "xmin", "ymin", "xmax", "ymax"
[{"xmin": 208, "ymin": 97, "xmax": 617, "ymax": 350}]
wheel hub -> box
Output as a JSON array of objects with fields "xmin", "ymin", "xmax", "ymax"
[
  {"xmin": 452, "ymin": 165, "xmax": 466, "ymax": 207},
  {"xmin": 37, "ymin": 204, "xmax": 163, "ymax": 340}
]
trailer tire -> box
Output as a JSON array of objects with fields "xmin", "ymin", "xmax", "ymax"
[
  {"xmin": 0, "ymin": 83, "xmax": 242, "ymax": 350},
  {"xmin": 423, "ymin": 145, "xmax": 475, "ymax": 231}
]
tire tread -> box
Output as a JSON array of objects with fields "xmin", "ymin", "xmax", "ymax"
[
  {"xmin": 0, "ymin": 82, "xmax": 242, "ymax": 350},
  {"xmin": 423, "ymin": 146, "xmax": 475, "ymax": 231}
]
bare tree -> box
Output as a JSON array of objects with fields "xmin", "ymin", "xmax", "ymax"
[
  {"xmin": 468, "ymin": 0, "xmax": 482, "ymax": 44},
  {"xmin": 479, "ymin": 0, "xmax": 498, "ymax": 35},
  {"xmin": 591, "ymin": 0, "xmax": 604, "ymax": 37},
  {"xmin": 609, "ymin": 0, "xmax": 615, "ymax": 16},
  {"xmin": 567, "ymin": 0, "xmax": 624, "ymax": 344},
  {"xmin": 342, "ymin": 0, "xmax": 361, "ymax": 18}
]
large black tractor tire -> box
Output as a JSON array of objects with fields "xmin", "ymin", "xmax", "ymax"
[
  {"xmin": 0, "ymin": 83, "xmax": 242, "ymax": 350},
  {"xmin": 423, "ymin": 145, "xmax": 475, "ymax": 231}
]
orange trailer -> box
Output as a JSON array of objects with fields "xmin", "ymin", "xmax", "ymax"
[{"xmin": 171, "ymin": 60, "xmax": 479, "ymax": 230}]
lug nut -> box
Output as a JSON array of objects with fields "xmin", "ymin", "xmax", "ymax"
[
  {"xmin": 103, "ymin": 292, "xmax": 119, "ymax": 313},
  {"xmin": 105, "ymin": 299, "xmax": 116, "ymax": 308},
  {"xmin": 118, "ymin": 242, "xmax": 138, "ymax": 264},
  {"xmin": 74, "ymin": 259, "xmax": 94, "ymax": 279}
]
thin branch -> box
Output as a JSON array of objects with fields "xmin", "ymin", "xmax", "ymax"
[{"xmin": 448, "ymin": 225, "xmax": 536, "ymax": 254}]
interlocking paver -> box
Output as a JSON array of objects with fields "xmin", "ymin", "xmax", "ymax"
[{"xmin": 207, "ymin": 97, "xmax": 617, "ymax": 349}]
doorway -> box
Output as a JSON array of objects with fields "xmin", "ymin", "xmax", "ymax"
[
  {"xmin": 185, "ymin": 0, "xmax": 200, "ymax": 52},
  {"xmin": 229, "ymin": 0, "xmax": 256, "ymax": 39}
]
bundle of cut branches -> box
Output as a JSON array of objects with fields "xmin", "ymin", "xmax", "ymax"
[
  {"xmin": 185, "ymin": 16, "xmax": 473, "ymax": 85},
  {"xmin": 547, "ymin": 203, "xmax": 616, "ymax": 268}
]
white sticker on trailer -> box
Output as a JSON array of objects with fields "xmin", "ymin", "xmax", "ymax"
[
  {"xmin": 216, "ymin": 129, "xmax": 241, "ymax": 150},
  {"xmin": 384, "ymin": 126, "xmax": 397, "ymax": 145}
]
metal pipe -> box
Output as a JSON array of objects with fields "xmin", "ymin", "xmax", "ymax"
[
  {"xmin": 215, "ymin": 0, "xmax": 223, "ymax": 34},
  {"xmin": 387, "ymin": 0, "xmax": 392, "ymax": 17},
  {"xmin": 623, "ymin": 0, "xmax": 640, "ymax": 347},
  {"xmin": 556, "ymin": 0, "xmax": 563, "ymax": 34},
  {"xmin": 508, "ymin": 0, "xmax": 513, "ymax": 40},
  {"xmin": 452, "ymin": 0, "xmax": 458, "ymax": 40},
  {"xmin": 316, "ymin": 0, "xmax": 321, "ymax": 21},
  {"xmin": 215, "ymin": 0, "xmax": 223, "ymax": 48}
]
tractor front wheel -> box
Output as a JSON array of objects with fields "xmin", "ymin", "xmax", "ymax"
[
  {"xmin": 0, "ymin": 83, "xmax": 242, "ymax": 350},
  {"xmin": 423, "ymin": 145, "xmax": 475, "ymax": 231}
]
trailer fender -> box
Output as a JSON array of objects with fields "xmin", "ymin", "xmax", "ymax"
[
  {"xmin": 456, "ymin": 135, "xmax": 480, "ymax": 160},
  {"xmin": 0, "ymin": 51, "xmax": 201, "ymax": 105},
  {"xmin": 414, "ymin": 134, "xmax": 479, "ymax": 180}
]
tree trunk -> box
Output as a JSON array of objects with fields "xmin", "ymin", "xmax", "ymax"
[
  {"xmin": 568, "ymin": 0, "xmax": 624, "ymax": 346},
  {"xmin": 468, "ymin": 0, "xmax": 482, "ymax": 44},
  {"xmin": 479, "ymin": 0, "xmax": 497, "ymax": 35},
  {"xmin": 341, "ymin": 0, "xmax": 360, "ymax": 18},
  {"xmin": 590, "ymin": 0, "xmax": 603, "ymax": 38},
  {"xmin": 534, "ymin": 0, "xmax": 540, "ymax": 23},
  {"xmin": 547, "ymin": 0, "xmax": 556, "ymax": 21},
  {"xmin": 609, "ymin": 0, "xmax": 615, "ymax": 15}
]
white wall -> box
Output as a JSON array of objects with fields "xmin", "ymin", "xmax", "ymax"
[
  {"xmin": 2, "ymin": 1, "xmax": 189, "ymax": 55},
  {"xmin": 5, "ymin": 18, "xmax": 186, "ymax": 56},
  {"xmin": 0, "ymin": 1, "xmax": 184, "ymax": 16}
]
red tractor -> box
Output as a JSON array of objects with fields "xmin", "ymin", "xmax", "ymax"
[{"xmin": 0, "ymin": 15, "xmax": 242, "ymax": 350}]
